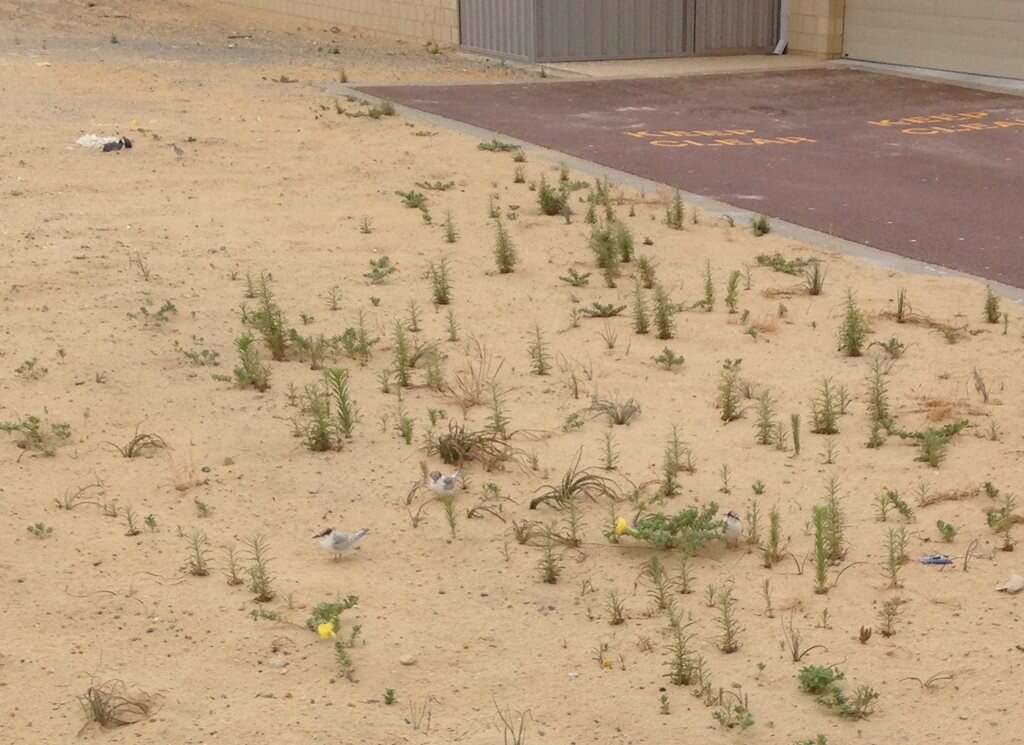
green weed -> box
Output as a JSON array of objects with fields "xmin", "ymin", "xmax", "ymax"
[
  {"xmin": 493, "ymin": 218, "xmax": 518, "ymax": 273},
  {"xmin": 232, "ymin": 333, "xmax": 270, "ymax": 391},
  {"xmin": 837, "ymin": 291, "xmax": 869, "ymax": 357}
]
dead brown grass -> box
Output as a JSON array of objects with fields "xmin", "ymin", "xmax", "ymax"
[
  {"xmin": 77, "ymin": 678, "xmax": 155, "ymax": 733},
  {"xmin": 918, "ymin": 485, "xmax": 982, "ymax": 507},
  {"xmin": 923, "ymin": 398, "xmax": 955, "ymax": 423},
  {"xmin": 749, "ymin": 316, "xmax": 779, "ymax": 334},
  {"xmin": 446, "ymin": 338, "xmax": 504, "ymax": 413},
  {"xmin": 760, "ymin": 285, "xmax": 803, "ymax": 299},
  {"xmin": 877, "ymin": 310, "xmax": 967, "ymax": 342},
  {"xmin": 903, "ymin": 397, "xmax": 972, "ymax": 423}
]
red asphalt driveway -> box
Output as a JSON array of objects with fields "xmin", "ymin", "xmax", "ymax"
[{"xmin": 359, "ymin": 68, "xmax": 1024, "ymax": 287}]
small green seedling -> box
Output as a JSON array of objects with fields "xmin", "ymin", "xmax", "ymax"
[
  {"xmin": 527, "ymin": 324, "xmax": 551, "ymax": 375},
  {"xmin": 984, "ymin": 285, "xmax": 1001, "ymax": 323},
  {"xmin": 652, "ymin": 284, "xmax": 676, "ymax": 339},
  {"xmin": 493, "ymin": 218, "xmax": 518, "ymax": 273},
  {"xmin": 653, "ymin": 348, "xmax": 685, "ymax": 371},
  {"xmin": 396, "ymin": 189, "xmax": 427, "ymax": 209},
  {"xmin": 365, "ymin": 256, "xmax": 397, "ymax": 284},
  {"xmin": 478, "ymin": 139, "xmax": 519, "ymax": 152},
  {"xmin": 14, "ymin": 357, "xmax": 48, "ymax": 380},
  {"xmin": 28, "ymin": 522, "xmax": 53, "ymax": 539},
  {"xmin": 581, "ymin": 302, "xmax": 626, "ymax": 318},
  {"xmin": 560, "ymin": 268, "xmax": 591, "ymax": 287},
  {"xmin": 751, "ymin": 214, "xmax": 770, "ymax": 236}
]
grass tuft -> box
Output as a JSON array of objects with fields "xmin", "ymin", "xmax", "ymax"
[
  {"xmin": 77, "ymin": 678, "xmax": 153, "ymax": 732},
  {"xmin": 588, "ymin": 395, "xmax": 641, "ymax": 426},
  {"xmin": 751, "ymin": 214, "xmax": 770, "ymax": 236}
]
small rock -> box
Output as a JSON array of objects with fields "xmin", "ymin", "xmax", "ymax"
[
  {"xmin": 268, "ymin": 657, "xmax": 289, "ymax": 669},
  {"xmin": 399, "ymin": 655, "xmax": 417, "ymax": 666}
]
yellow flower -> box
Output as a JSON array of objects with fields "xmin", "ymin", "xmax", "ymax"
[
  {"xmin": 615, "ymin": 517, "xmax": 628, "ymax": 536},
  {"xmin": 317, "ymin": 622, "xmax": 336, "ymax": 639}
]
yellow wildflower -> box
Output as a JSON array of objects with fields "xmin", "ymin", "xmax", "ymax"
[
  {"xmin": 615, "ymin": 517, "xmax": 628, "ymax": 536},
  {"xmin": 317, "ymin": 622, "xmax": 336, "ymax": 639}
]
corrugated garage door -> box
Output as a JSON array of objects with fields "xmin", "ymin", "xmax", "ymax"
[
  {"xmin": 460, "ymin": 0, "xmax": 779, "ymax": 63},
  {"xmin": 843, "ymin": 1, "xmax": 1024, "ymax": 80}
]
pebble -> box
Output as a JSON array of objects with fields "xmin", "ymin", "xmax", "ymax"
[
  {"xmin": 267, "ymin": 657, "xmax": 289, "ymax": 669},
  {"xmin": 399, "ymin": 655, "xmax": 417, "ymax": 666}
]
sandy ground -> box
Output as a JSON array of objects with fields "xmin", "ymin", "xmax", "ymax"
[{"xmin": 1, "ymin": 2, "xmax": 1023, "ymax": 744}]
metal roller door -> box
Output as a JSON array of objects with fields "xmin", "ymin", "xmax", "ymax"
[
  {"xmin": 460, "ymin": 0, "xmax": 780, "ymax": 63},
  {"xmin": 843, "ymin": 1, "xmax": 1024, "ymax": 80}
]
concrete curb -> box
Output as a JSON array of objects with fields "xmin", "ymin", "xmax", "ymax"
[
  {"xmin": 327, "ymin": 81, "xmax": 1024, "ymax": 304},
  {"xmin": 837, "ymin": 60, "xmax": 1024, "ymax": 98}
]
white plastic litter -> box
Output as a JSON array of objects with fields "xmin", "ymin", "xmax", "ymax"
[
  {"xmin": 76, "ymin": 134, "xmax": 121, "ymax": 149},
  {"xmin": 996, "ymin": 574, "xmax": 1024, "ymax": 594}
]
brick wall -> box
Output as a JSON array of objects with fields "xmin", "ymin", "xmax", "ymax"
[
  {"xmin": 218, "ymin": 0, "xmax": 459, "ymax": 45},
  {"xmin": 786, "ymin": 0, "xmax": 845, "ymax": 58}
]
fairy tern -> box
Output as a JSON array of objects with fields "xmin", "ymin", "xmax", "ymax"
[
  {"xmin": 313, "ymin": 527, "xmax": 369, "ymax": 560},
  {"xmin": 427, "ymin": 468, "xmax": 461, "ymax": 496},
  {"xmin": 723, "ymin": 511, "xmax": 742, "ymax": 547}
]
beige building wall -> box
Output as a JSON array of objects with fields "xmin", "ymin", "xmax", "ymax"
[
  {"xmin": 218, "ymin": 1, "xmax": 847, "ymax": 61},
  {"xmin": 843, "ymin": 1, "xmax": 1024, "ymax": 79},
  {"xmin": 786, "ymin": 0, "xmax": 846, "ymax": 58},
  {"xmin": 217, "ymin": 0, "xmax": 459, "ymax": 45}
]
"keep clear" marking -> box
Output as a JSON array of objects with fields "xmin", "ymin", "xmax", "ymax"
[
  {"xmin": 869, "ymin": 111, "xmax": 1024, "ymax": 135},
  {"xmin": 624, "ymin": 129, "xmax": 816, "ymax": 148}
]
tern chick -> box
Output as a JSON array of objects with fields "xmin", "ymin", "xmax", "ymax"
[
  {"xmin": 314, "ymin": 527, "xmax": 369, "ymax": 560},
  {"xmin": 427, "ymin": 468, "xmax": 461, "ymax": 496},
  {"xmin": 723, "ymin": 511, "xmax": 742, "ymax": 547}
]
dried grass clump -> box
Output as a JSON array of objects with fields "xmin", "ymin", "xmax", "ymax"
[
  {"xmin": 106, "ymin": 429, "xmax": 167, "ymax": 458},
  {"xmin": 748, "ymin": 317, "xmax": 778, "ymax": 335},
  {"xmin": 917, "ymin": 485, "xmax": 981, "ymax": 507},
  {"xmin": 425, "ymin": 420, "xmax": 525, "ymax": 470},
  {"xmin": 877, "ymin": 310, "xmax": 966, "ymax": 343},
  {"xmin": 77, "ymin": 678, "xmax": 155, "ymax": 733},
  {"xmin": 760, "ymin": 286, "xmax": 802, "ymax": 299},
  {"xmin": 921, "ymin": 398, "xmax": 956, "ymax": 423},
  {"xmin": 167, "ymin": 448, "xmax": 208, "ymax": 492},
  {"xmin": 447, "ymin": 339, "xmax": 504, "ymax": 413}
]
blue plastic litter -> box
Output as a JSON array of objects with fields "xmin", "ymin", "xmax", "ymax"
[{"xmin": 919, "ymin": 554, "xmax": 953, "ymax": 565}]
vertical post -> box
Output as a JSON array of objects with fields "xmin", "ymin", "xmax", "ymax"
[
  {"xmin": 688, "ymin": 0, "xmax": 697, "ymax": 56},
  {"xmin": 532, "ymin": 0, "xmax": 542, "ymax": 63},
  {"xmin": 776, "ymin": 0, "xmax": 789, "ymax": 53}
]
